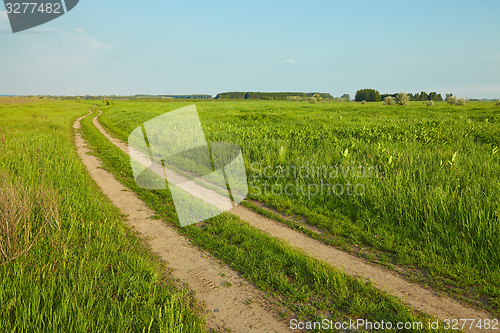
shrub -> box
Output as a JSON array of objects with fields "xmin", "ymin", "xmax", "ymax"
[
  {"xmin": 383, "ymin": 96, "xmax": 395, "ymax": 105},
  {"xmin": 313, "ymin": 93, "xmax": 322, "ymax": 102},
  {"xmin": 360, "ymin": 100, "xmax": 366, "ymax": 105},
  {"xmin": 309, "ymin": 97, "xmax": 317, "ymax": 104},
  {"xmin": 341, "ymin": 93, "xmax": 350, "ymax": 101},
  {"xmin": 496, "ymin": 99, "xmax": 500, "ymax": 106},
  {"xmin": 446, "ymin": 95, "xmax": 458, "ymax": 105},
  {"xmin": 456, "ymin": 98, "xmax": 466, "ymax": 106},
  {"xmin": 396, "ymin": 93, "xmax": 410, "ymax": 106},
  {"xmin": 426, "ymin": 100, "xmax": 434, "ymax": 106}
]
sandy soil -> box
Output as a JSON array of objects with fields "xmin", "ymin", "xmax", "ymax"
[
  {"xmin": 84, "ymin": 108, "xmax": 497, "ymax": 332},
  {"xmin": 74, "ymin": 111, "xmax": 291, "ymax": 333}
]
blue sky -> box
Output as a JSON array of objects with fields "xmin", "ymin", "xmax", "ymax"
[{"xmin": 0, "ymin": 0, "xmax": 499, "ymax": 98}]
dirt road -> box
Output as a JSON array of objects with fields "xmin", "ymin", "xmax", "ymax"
[{"xmin": 74, "ymin": 111, "xmax": 291, "ymax": 333}]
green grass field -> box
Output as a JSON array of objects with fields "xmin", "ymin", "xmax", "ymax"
[
  {"xmin": 81, "ymin": 100, "xmax": 444, "ymax": 332},
  {"xmin": 0, "ymin": 98, "xmax": 205, "ymax": 332},
  {"xmin": 96, "ymin": 99, "xmax": 500, "ymax": 316},
  {"xmin": 2, "ymin": 97, "xmax": 498, "ymax": 332}
]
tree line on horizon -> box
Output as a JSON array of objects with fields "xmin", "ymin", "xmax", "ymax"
[
  {"xmin": 355, "ymin": 89, "xmax": 448, "ymax": 102},
  {"xmin": 215, "ymin": 92, "xmax": 334, "ymax": 100}
]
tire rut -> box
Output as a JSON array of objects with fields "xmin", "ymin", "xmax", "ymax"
[{"xmin": 74, "ymin": 110, "xmax": 291, "ymax": 333}]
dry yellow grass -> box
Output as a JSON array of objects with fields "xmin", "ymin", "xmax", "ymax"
[{"xmin": 0, "ymin": 170, "xmax": 59, "ymax": 264}]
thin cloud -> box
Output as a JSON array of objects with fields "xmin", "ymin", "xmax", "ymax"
[
  {"xmin": 74, "ymin": 27, "xmax": 84, "ymax": 33},
  {"xmin": 284, "ymin": 60, "xmax": 295, "ymax": 63},
  {"xmin": 68, "ymin": 33, "xmax": 111, "ymax": 50}
]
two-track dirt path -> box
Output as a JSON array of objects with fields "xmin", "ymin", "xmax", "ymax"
[
  {"xmin": 79, "ymin": 108, "xmax": 497, "ymax": 332},
  {"xmin": 74, "ymin": 111, "xmax": 291, "ymax": 333}
]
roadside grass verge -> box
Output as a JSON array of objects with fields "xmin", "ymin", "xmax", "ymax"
[
  {"xmin": 83, "ymin": 106, "xmax": 446, "ymax": 331},
  {"xmin": 0, "ymin": 99, "xmax": 205, "ymax": 332}
]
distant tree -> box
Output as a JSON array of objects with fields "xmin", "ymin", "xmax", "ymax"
[
  {"xmin": 309, "ymin": 97, "xmax": 317, "ymax": 104},
  {"xmin": 313, "ymin": 93, "xmax": 322, "ymax": 102},
  {"xmin": 341, "ymin": 93, "xmax": 350, "ymax": 101},
  {"xmin": 426, "ymin": 92, "xmax": 443, "ymax": 101},
  {"xmin": 369, "ymin": 89, "xmax": 381, "ymax": 102},
  {"xmin": 383, "ymin": 96, "xmax": 395, "ymax": 105},
  {"xmin": 215, "ymin": 91, "xmax": 333, "ymax": 100},
  {"xmin": 447, "ymin": 95, "xmax": 458, "ymax": 105},
  {"xmin": 408, "ymin": 93, "xmax": 418, "ymax": 101},
  {"xmin": 445, "ymin": 93, "xmax": 454, "ymax": 101},
  {"xmin": 395, "ymin": 93, "xmax": 410, "ymax": 106},
  {"xmin": 420, "ymin": 91, "xmax": 429, "ymax": 101},
  {"xmin": 381, "ymin": 93, "xmax": 397, "ymax": 101},
  {"xmin": 355, "ymin": 89, "xmax": 381, "ymax": 102},
  {"xmin": 354, "ymin": 90, "xmax": 364, "ymax": 102}
]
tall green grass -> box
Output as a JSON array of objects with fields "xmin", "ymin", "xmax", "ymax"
[
  {"xmin": 98, "ymin": 99, "xmax": 500, "ymax": 314},
  {"xmin": 86, "ymin": 101, "xmax": 448, "ymax": 331},
  {"xmin": 0, "ymin": 99, "xmax": 205, "ymax": 332}
]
